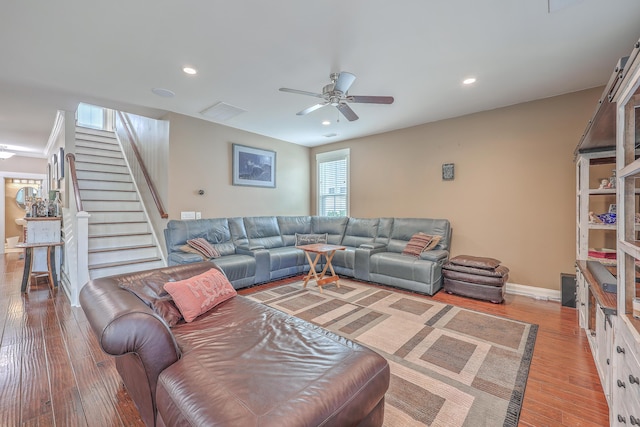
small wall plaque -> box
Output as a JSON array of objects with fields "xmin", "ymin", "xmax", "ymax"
[{"xmin": 442, "ymin": 163, "xmax": 455, "ymax": 181}]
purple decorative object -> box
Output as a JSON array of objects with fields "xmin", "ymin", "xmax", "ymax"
[{"xmin": 597, "ymin": 213, "xmax": 617, "ymax": 224}]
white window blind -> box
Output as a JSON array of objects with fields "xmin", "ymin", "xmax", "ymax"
[{"xmin": 316, "ymin": 149, "xmax": 349, "ymax": 217}]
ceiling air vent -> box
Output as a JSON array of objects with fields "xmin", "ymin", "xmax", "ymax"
[
  {"xmin": 548, "ymin": 0, "xmax": 583, "ymax": 13},
  {"xmin": 200, "ymin": 102, "xmax": 247, "ymax": 122}
]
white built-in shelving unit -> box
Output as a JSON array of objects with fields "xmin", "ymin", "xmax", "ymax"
[{"xmin": 575, "ymin": 38, "xmax": 640, "ymax": 426}]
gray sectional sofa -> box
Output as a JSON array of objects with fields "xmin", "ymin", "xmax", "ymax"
[{"xmin": 164, "ymin": 216, "xmax": 452, "ymax": 295}]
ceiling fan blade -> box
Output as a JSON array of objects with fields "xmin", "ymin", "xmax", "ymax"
[
  {"xmin": 334, "ymin": 72, "xmax": 356, "ymax": 94},
  {"xmin": 337, "ymin": 103, "xmax": 359, "ymax": 121},
  {"xmin": 348, "ymin": 95, "xmax": 394, "ymax": 104},
  {"xmin": 297, "ymin": 103, "xmax": 327, "ymax": 116},
  {"xmin": 279, "ymin": 88, "xmax": 324, "ymax": 98}
]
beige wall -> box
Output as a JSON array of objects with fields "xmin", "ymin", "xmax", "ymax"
[
  {"xmin": 165, "ymin": 113, "xmax": 310, "ymax": 218},
  {"xmin": 0, "ymin": 156, "xmax": 47, "ymax": 175},
  {"xmin": 0, "ymin": 156, "xmax": 47, "ymax": 251},
  {"xmin": 4, "ymin": 181, "xmax": 38, "ymax": 240},
  {"xmin": 311, "ymin": 87, "xmax": 602, "ymax": 290}
]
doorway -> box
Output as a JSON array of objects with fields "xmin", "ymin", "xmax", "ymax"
[{"xmin": 0, "ymin": 172, "xmax": 46, "ymax": 255}]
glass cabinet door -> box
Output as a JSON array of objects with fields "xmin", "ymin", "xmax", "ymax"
[{"xmin": 616, "ymin": 62, "xmax": 640, "ymax": 324}]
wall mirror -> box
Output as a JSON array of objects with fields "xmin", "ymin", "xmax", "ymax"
[{"xmin": 15, "ymin": 187, "xmax": 38, "ymax": 210}]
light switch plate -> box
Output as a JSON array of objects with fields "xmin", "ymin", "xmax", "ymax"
[
  {"xmin": 195, "ymin": 212, "xmax": 202, "ymax": 219},
  {"xmin": 181, "ymin": 211, "xmax": 196, "ymax": 220}
]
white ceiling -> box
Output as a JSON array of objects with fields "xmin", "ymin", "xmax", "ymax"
[{"xmin": 1, "ymin": 0, "xmax": 640, "ymax": 158}]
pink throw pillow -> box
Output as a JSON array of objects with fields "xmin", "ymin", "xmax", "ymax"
[
  {"xmin": 402, "ymin": 232, "xmax": 440, "ymax": 257},
  {"xmin": 163, "ymin": 268, "xmax": 237, "ymax": 323}
]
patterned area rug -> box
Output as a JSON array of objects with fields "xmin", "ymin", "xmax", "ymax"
[{"xmin": 246, "ymin": 279, "xmax": 537, "ymax": 427}]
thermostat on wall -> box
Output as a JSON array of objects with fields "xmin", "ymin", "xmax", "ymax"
[{"xmin": 442, "ymin": 163, "xmax": 455, "ymax": 181}]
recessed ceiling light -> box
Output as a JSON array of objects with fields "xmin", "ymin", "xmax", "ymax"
[
  {"xmin": 463, "ymin": 77, "xmax": 477, "ymax": 85},
  {"xmin": 183, "ymin": 67, "xmax": 197, "ymax": 75},
  {"xmin": 151, "ymin": 88, "xmax": 176, "ymax": 98},
  {"xmin": 322, "ymin": 120, "xmax": 331, "ymax": 126}
]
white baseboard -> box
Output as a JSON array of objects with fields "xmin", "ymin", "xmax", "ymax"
[{"xmin": 505, "ymin": 282, "xmax": 562, "ymax": 302}]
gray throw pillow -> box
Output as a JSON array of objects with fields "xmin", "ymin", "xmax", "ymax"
[{"xmin": 295, "ymin": 233, "xmax": 328, "ymax": 246}]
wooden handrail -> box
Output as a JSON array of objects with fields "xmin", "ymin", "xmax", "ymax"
[
  {"xmin": 116, "ymin": 111, "xmax": 168, "ymax": 219},
  {"xmin": 66, "ymin": 153, "xmax": 83, "ymax": 212}
]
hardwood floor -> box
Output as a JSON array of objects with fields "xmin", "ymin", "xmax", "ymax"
[{"xmin": 0, "ymin": 252, "xmax": 608, "ymax": 426}]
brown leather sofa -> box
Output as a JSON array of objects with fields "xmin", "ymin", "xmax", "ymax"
[{"xmin": 80, "ymin": 261, "xmax": 390, "ymax": 426}]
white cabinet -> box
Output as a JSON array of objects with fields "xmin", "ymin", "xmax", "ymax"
[
  {"xmin": 576, "ymin": 266, "xmax": 589, "ymax": 329},
  {"xmin": 595, "ymin": 303, "xmax": 614, "ymax": 403},
  {"xmin": 576, "ymin": 260, "xmax": 617, "ymax": 413},
  {"xmin": 24, "ymin": 217, "xmax": 61, "ymax": 280},
  {"xmin": 612, "ymin": 317, "xmax": 640, "ymax": 425}
]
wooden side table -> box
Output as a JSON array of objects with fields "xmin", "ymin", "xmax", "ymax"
[
  {"xmin": 296, "ymin": 243, "xmax": 346, "ymax": 293},
  {"xmin": 17, "ymin": 242, "xmax": 63, "ymax": 293}
]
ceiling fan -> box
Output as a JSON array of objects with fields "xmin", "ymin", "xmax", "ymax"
[{"xmin": 279, "ymin": 72, "xmax": 394, "ymax": 122}]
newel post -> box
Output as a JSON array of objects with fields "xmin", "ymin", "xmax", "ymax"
[{"xmin": 75, "ymin": 211, "xmax": 90, "ymax": 304}]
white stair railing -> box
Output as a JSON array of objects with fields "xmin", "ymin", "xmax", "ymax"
[{"xmin": 62, "ymin": 152, "xmax": 90, "ymax": 306}]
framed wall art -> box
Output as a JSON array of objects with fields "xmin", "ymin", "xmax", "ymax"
[
  {"xmin": 51, "ymin": 153, "xmax": 59, "ymax": 189},
  {"xmin": 232, "ymin": 143, "xmax": 276, "ymax": 188},
  {"xmin": 58, "ymin": 147, "xmax": 65, "ymax": 180}
]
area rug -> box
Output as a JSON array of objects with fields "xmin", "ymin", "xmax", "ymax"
[{"xmin": 246, "ymin": 279, "xmax": 537, "ymax": 427}]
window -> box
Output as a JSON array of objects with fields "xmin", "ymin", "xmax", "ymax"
[
  {"xmin": 317, "ymin": 149, "xmax": 349, "ymax": 217},
  {"xmin": 76, "ymin": 103, "xmax": 115, "ymax": 131}
]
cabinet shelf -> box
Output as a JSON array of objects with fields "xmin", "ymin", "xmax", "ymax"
[
  {"xmin": 586, "ymin": 223, "xmax": 640, "ymax": 230},
  {"xmin": 588, "ymin": 188, "xmax": 640, "ymax": 195},
  {"xmin": 589, "ymin": 188, "xmax": 617, "ymax": 195},
  {"xmin": 588, "ymin": 223, "xmax": 616, "ymax": 230}
]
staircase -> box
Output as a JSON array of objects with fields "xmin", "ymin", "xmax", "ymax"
[{"xmin": 74, "ymin": 126, "xmax": 165, "ymax": 279}]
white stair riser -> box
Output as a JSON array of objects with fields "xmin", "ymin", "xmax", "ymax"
[
  {"xmin": 76, "ymin": 146, "xmax": 123, "ymax": 159},
  {"xmin": 76, "ymin": 127, "xmax": 118, "ymax": 140},
  {"xmin": 89, "ymin": 234, "xmax": 154, "ymax": 250},
  {"xmin": 80, "ymin": 189, "xmax": 138, "ymax": 201},
  {"xmin": 89, "ymin": 222, "xmax": 149, "ymax": 235},
  {"xmin": 90, "ymin": 260, "xmax": 165, "ymax": 280},
  {"xmin": 83, "ymin": 200, "xmax": 141, "ymax": 211},
  {"xmin": 78, "ymin": 180, "xmax": 134, "ymax": 191},
  {"xmin": 76, "ymin": 128, "xmax": 116, "ymax": 142},
  {"xmin": 88, "ymin": 211, "xmax": 146, "ymax": 223},
  {"xmin": 76, "ymin": 170, "xmax": 131, "ymax": 182},
  {"xmin": 75, "ymin": 135, "xmax": 119, "ymax": 147},
  {"xmin": 76, "ymin": 142, "xmax": 120, "ymax": 154},
  {"xmin": 74, "ymin": 153, "xmax": 126, "ymax": 166},
  {"xmin": 75, "ymin": 162, "xmax": 128, "ymax": 174},
  {"xmin": 89, "ymin": 246, "xmax": 159, "ymax": 265}
]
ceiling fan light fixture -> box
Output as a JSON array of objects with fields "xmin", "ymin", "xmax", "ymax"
[{"xmin": 280, "ymin": 71, "xmax": 393, "ymax": 122}]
